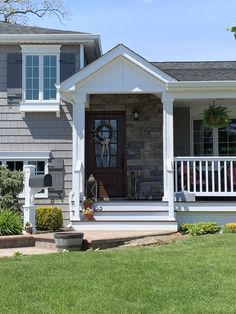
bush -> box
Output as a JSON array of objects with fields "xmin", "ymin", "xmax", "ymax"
[
  {"xmin": 180, "ymin": 222, "xmax": 221, "ymax": 236},
  {"xmin": 223, "ymin": 223, "xmax": 236, "ymax": 233},
  {"xmin": 0, "ymin": 166, "xmax": 24, "ymax": 212},
  {"xmin": 36, "ymin": 206, "xmax": 63, "ymax": 231},
  {"xmin": 0, "ymin": 209, "xmax": 23, "ymax": 235}
]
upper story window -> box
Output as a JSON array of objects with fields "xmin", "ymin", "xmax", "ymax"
[{"xmin": 21, "ymin": 45, "xmax": 61, "ymax": 103}]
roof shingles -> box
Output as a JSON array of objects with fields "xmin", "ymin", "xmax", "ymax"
[
  {"xmin": 152, "ymin": 61, "xmax": 236, "ymax": 81},
  {"xmin": 0, "ymin": 22, "xmax": 87, "ymax": 34}
]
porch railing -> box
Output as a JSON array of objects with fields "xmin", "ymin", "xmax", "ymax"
[{"xmin": 174, "ymin": 156, "xmax": 236, "ymax": 196}]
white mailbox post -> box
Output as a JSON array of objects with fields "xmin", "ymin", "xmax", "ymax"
[
  {"xmin": 23, "ymin": 164, "xmax": 37, "ymax": 233},
  {"xmin": 23, "ymin": 165, "xmax": 53, "ymax": 234}
]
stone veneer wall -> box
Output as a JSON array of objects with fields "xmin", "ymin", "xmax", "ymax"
[{"xmin": 89, "ymin": 94, "xmax": 163, "ymax": 200}]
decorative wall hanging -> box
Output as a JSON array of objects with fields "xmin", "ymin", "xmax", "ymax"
[{"xmin": 203, "ymin": 101, "xmax": 230, "ymax": 128}]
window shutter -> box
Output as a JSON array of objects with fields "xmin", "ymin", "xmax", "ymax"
[
  {"xmin": 60, "ymin": 53, "xmax": 75, "ymax": 82},
  {"xmin": 7, "ymin": 53, "xmax": 22, "ymax": 89}
]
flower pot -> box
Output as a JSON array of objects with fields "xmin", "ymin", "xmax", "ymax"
[
  {"xmin": 84, "ymin": 213, "xmax": 94, "ymax": 221},
  {"xmin": 54, "ymin": 232, "xmax": 84, "ymax": 251}
]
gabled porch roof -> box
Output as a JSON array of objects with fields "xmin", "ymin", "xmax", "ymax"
[{"xmin": 60, "ymin": 44, "xmax": 177, "ymax": 97}]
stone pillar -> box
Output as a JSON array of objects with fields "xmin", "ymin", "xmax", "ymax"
[
  {"xmin": 23, "ymin": 165, "xmax": 37, "ymax": 233},
  {"xmin": 71, "ymin": 91, "xmax": 87, "ymax": 220},
  {"xmin": 162, "ymin": 92, "xmax": 175, "ymax": 219}
]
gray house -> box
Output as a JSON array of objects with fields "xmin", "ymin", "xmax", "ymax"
[{"xmin": 2, "ymin": 22, "xmax": 236, "ymax": 231}]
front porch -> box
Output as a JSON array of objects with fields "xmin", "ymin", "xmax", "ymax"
[{"xmin": 59, "ymin": 44, "xmax": 236, "ymax": 230}]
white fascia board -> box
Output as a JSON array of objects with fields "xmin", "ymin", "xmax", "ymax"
[
  {"xmin": 0, "ymin": 151, "xmax": 50, "ymax": 160},
  {"xmin": 167, "ymin": 80, "xmax": 236, "ymax": 91},
  {"xmin": 0, "ymin": 33, "xmax": 100, "ymax": 43},
  {"xmin": 60, "ymin": 44, "xmax": 176, "ymax": 91}
]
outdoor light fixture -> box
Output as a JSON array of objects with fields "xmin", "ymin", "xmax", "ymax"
[{"xmin": 133, "ymin": 109, "xmax": 140, "ymax": 120}]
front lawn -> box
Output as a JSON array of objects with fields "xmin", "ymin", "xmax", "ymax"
[{"xmin": 1, "ymin": 234, "xmax": 236, "ymax": 313}]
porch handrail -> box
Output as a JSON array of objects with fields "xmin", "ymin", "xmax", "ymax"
[{"xmin": 174, "ymin": 156, "xmax": 236, "ymax": 196}]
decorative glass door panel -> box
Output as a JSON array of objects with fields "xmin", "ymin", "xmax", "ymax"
[
  {"xmin": 86, "ymin": 113, "xmax": 125, "ymax": 199},
  {"xmin": 94, "ymin": 119, "xmax": 117, "ymax": 168}
]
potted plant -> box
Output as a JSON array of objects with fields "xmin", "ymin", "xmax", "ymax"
[
  {"xmin": 82, "ymin": 198, "xmax": 94, "ymax": 209},
  {"xmin": 203, "ymin": 103, "xmax": 230, "ymax": 128},
  {"xmin": 82, "ymin": 208, "xmax": 94, "ymax": 221}
]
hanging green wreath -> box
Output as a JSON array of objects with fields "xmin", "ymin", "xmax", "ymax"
[{"xmin": 203, "ymin": 104, "xmax": 230, "ymax": 128}]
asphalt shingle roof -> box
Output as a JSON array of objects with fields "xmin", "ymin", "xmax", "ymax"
[
  {"xmin": 0, "ymin": 22, "xmax": 87, "ymax": 34},
  {"xmin": 152, "ymin": 61, "xmax": 236, "ymax": 81}
]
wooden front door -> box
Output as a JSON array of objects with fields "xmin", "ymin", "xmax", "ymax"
[{"xmin": 86, "ymin": 113, "xmax": 126, "ymax": 199}]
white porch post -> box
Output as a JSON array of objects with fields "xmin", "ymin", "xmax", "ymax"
[
  {"xmin": 71, "ymin": 90, "xmax": 87, "ymax": 220},
  {"xmin": 162, "ymin": 92, "xmax": 175, "ymax": 220}
]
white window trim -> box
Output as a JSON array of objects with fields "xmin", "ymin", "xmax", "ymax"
[
  {"xmin": 20, "ymin": 45, "xmax": 61, "ymax": 116},
  {"xmin": 0, "ymin": 151, "xmax": 50, "ymax": 199}
]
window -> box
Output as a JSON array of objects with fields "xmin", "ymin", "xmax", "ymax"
[
  {"xmin": 193, "ymin": 120, "xmax": 213, "ymax": 156},
  {"xmin": 21, "ymin": 45, "xmax": 61, "ymax": 104},
  {"xmin": 26, "ymin": 55, "xmax": 39, "ymax": 100},
  {"xmin": 193, "ymin": 119, "xmax": 236, "ymax": 156},
  {"xmin": 219, "ymin": 119, "xmax": 236, "ymax": 156},
  {"xmin": 0, "ymin": 152, "xmax": 50, "ymax": 198}
]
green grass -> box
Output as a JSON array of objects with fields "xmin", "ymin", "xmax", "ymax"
[{"xmin": 1, "ymin": 234, "xmax": 236, "ymax": 313}]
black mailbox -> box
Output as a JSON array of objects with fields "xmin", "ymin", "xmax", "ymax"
[{"xmin": 29, "ymin": 174, "xmax": 52, "ymax": 188}]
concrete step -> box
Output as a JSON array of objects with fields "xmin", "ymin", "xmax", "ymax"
[
  {"xmin": 94, "ymin": 201, "xmax": 168, "ymax": 212},
  {"xmin": 90, "ymin": 211, "xmax": 169, "ymax": 221},
  {"xmin": 71, "ymin": 220, "xmax": 178, "ymax": 231}
]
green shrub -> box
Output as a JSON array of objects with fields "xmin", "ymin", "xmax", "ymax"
[
  {"xmin": 36, "ymin": 206, "xmax": 63, "ymax": 231},
  {"xmin": 180, "ymin": 222, "xmax": 221, "ymax": 236},
  {"xmin": 0, "ymin": 209, "xmax": 23, "ymax": 235},
  {"xmin": 223, "ymin": 223, "xmax": 236, "ymax": 233},
  {"xmin": 0, "ymin": 166, "xmax": 24, "ymax": 212}
]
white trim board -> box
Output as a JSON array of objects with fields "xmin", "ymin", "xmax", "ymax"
[
  {"xmin": 60, "ymin": 44, "xmax": 177, "ymax": 92},
  {"xmin": 0, "ymin": 151, "xmax": 50, "ymax": 160}
]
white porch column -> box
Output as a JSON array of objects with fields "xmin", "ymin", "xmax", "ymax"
[
  {"xmin": 71, "ymin": 90, "xmax": 87, "ymax": 220},
  {"xmin": 162, "ymin": 92, "xmax": 175, "ymax": 220}
]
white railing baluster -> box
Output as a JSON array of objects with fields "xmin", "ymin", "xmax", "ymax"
[
  {"xmin": 218, "ymin": 160, "xmax": 221, "ymax": 192},
  {"xmin": 175, "ymin": 160, "xmax": 178, "ymax": 192},
  {"xmin": 193, "ymin": 161, "xmax": 196, "ymax": 193},
  {"xmin": 206, "ymin": 161, "xmax": 209, "ymax": 192},
  {"xmin": 212, "ymin": 161, "xmax": 215, "ymax": 192},
  {"xmin": 181, "ymin": 161, "xmax": 184, "ymax": 190},
  {"xmin": 174, "ymin": 156, "xmax": 236, "ymax": 197},
  {"xmin": 187, "ymin": 161, "xmax": 190, "ymax": 192},
  {"xmin": 224, "ymin": 161, "xmax": 227, "ymax": 192},
  {"xmin": 230, "ymin": 161, "xmax": 233, "ymax": 192},
  {"xmin": 199, "ymin": 161, "xmax": 202, "ymax": 192}
]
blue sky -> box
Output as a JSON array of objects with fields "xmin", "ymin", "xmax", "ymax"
[{"xmin": 29, "ymin": 0, "xmax": 236, "ymax": 61}]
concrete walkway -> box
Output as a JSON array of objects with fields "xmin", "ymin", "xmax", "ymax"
[
  {"xmin": 0, "ymin": 247, "xmax": 58, "ymax": 258},
  {"xmin": 0, "ymin": 230, "xmax": 176, "ymax": 257}
]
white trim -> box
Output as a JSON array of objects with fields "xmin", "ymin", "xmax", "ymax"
[
  {"xmin": 21, "ymin": 45, "xmax": 61, "ymax": 114},
  {"xmin": 19, "ymin": 102, "xmax": 60, "ymax": 115},
  {"xmin": 60, "ymin": 44, "xmax": 177, "ymax": 91},
  {"xmin": 0, "ymin": 151, "xmax": 50, "ymax": 160},
  {"xmin": 21, "ymin": 44, "xmax": 61, "ymax": 54},
  {"xmin": 0, "ymin": 33, "xmax": 100, "ymax": 42}
]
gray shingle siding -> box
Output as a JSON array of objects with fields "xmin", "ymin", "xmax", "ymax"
[{"xmin": 0, "ymin": 44, "xmax": 78, "ymax": 224}]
